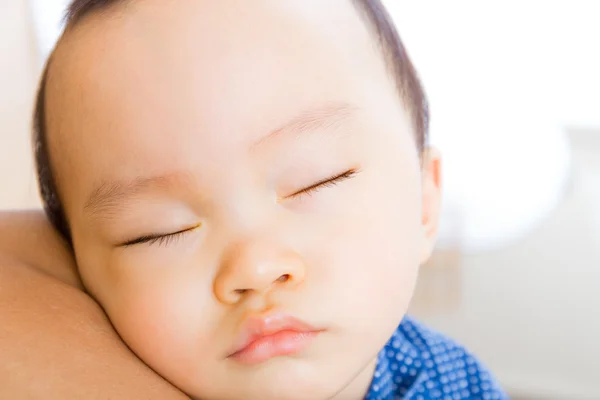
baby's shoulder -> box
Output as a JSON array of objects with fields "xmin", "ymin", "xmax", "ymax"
[{"xmin": 366, "ymin": 316, "xmax": 509, "ymax": 399}]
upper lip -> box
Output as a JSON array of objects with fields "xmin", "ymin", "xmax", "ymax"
[{"xmin": 228, "ymin": 313, "xmax": 320, "ymax": 357}]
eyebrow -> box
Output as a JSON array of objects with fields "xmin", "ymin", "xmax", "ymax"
[
  {"xmin": 83, "ymin": 102, "xmax": 360, "ymax": 217},
  {"xmin": 251, "ymin": 102, "xmax": 359, "ymax": 149},
  {"xmin": 84, "ymin": 173, "xmax": 194, "ymax": 217}
]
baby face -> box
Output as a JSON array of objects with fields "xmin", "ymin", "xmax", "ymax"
[{"xmin": 46, "ymin": 1, "xmax": 441, "ymax": 399}]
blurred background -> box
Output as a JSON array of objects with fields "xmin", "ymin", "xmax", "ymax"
[{"xmin": 0, "ymin": 0, "xmax": 598, "ymax": 398}]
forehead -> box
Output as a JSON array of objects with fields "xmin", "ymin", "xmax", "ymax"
[{"xmin": 46, "ymin": 0, "xmax": 404, "ymax": 207}]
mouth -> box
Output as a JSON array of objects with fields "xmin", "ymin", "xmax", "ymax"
[{"xmin": 227, "ymin": 313, "xmax": 323, "ymax": 365}]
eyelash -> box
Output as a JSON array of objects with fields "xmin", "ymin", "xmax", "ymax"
[
  {"xmin": 121, "ymin": 227, "xmax": 194, "ymax": 247},
  {"xmin": 286, "ymin": 168, "xmax": 359, "ymax": 199},
  {"xmin": 122, "ymin": 168, "xmax": 358, "ymax": 248}
]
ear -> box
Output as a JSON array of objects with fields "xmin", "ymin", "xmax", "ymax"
[{"xmin": 420, "ymin": 147, "xmax": 442, "ymax": 264}]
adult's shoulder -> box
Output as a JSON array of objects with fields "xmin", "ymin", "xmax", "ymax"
[{"xmin": 0, "ymin": 209, "xmax": 81, "ymax": 288}]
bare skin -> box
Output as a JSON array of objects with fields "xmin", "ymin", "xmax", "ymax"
[{"xmin": 0, "ymin": 210, "xmax": 190, "ymax": 399}]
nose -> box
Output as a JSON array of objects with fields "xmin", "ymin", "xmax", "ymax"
[{"xmin": 213, "ymin": 239, "xmax": 306, "ymax": 305}]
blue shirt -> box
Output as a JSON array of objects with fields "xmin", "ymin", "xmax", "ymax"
[{"xmin": 365, "ymin": 316, "xmax": 509, "ymax": 400}]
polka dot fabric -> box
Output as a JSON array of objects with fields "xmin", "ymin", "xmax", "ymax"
[{"xmin": 365, "ymin": 316, "xmax": 508, "ymax": 400}]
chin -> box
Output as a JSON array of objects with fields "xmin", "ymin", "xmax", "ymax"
[
  {"xmin": 190, "ymin": 385, "xmax": 339, "ymax": 400},
  {"xmin": 222, "ymin": 368, "xmax": 344, "ymax": 400},
  {"xmin": 256, "ymin": 385, "xmax": 340, "ymax": 400},
  {"xmin": 184, "ymin": 355, "xmax": 350, "ymax": 400}
]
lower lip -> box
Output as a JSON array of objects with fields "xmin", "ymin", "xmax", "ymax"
[{"xmin": 230, "ymin": 330, "xmax": 320, "ymax": 365}]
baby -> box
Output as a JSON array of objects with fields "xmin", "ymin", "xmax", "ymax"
[{"xmin": 33, "ymin": 0, "xmax": 508, "ymax": 399}]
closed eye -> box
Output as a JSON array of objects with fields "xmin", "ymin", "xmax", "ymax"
[
  {"xmin": 286, "ymin": 168, "xmax": 359, "ymax": 199},
  {"xmin": 120, "ymin": 224, "xmax": 200, "ymax": 248},
  {"xmin": 119, "ymin": 170, "xmax": 357, "ymax": 247}
]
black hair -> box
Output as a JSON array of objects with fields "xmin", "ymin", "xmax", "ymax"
[{"xmin": 33, "ymin": 0, "xmax": 429, "ymax": 243}]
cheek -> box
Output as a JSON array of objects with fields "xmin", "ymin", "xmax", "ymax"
[
  {"xmin": 81, "ymin": 250, "xmax": 221, "ymax": 384},
  {"xmin": 311, "ymin": 165, "xmax": 423, "ymax": 321}
]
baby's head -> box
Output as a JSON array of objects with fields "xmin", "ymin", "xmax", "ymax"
[{"xmin": 34, "ymin": 1, "xmax": 441, "ymax": 398}]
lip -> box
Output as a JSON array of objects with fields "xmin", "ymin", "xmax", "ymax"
[{"xmin": 227, "ymin": 313, "xmax": 322, "ymax": 365}]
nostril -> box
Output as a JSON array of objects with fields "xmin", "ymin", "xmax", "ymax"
[{"xmin": 231, "ymin": 275, "xmax": 291, "ymax": 298}]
